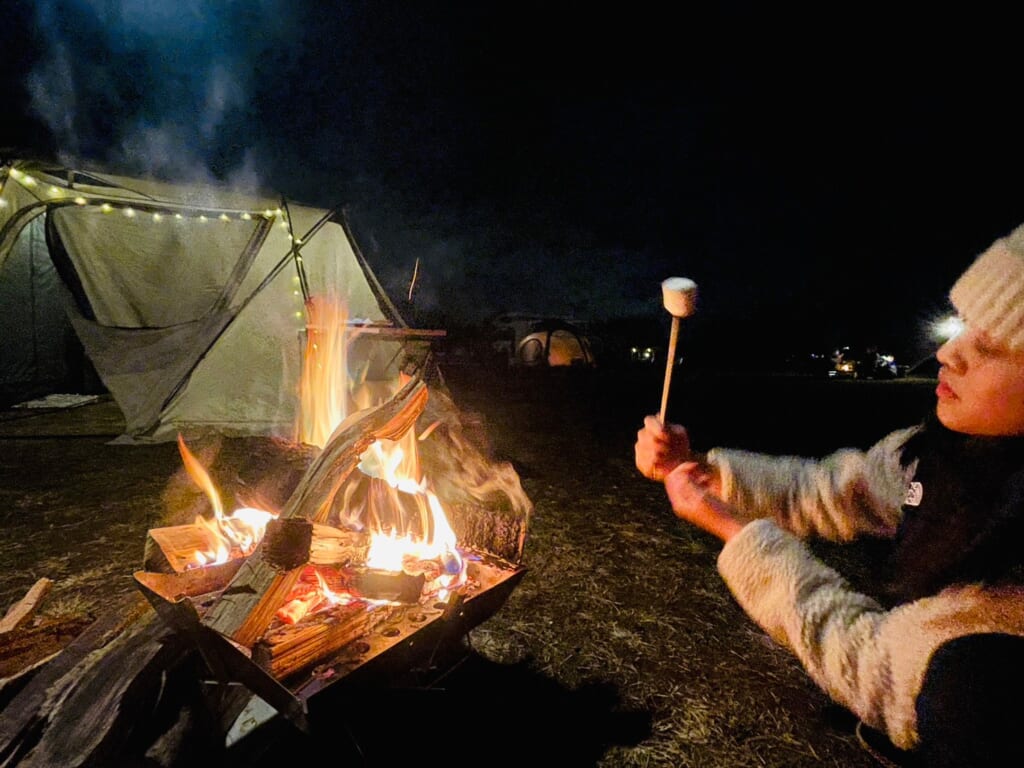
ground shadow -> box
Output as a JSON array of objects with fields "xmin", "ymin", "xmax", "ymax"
[{"xmin": 228, "ymin": 651, "xmax": 653, "ymax": 767}]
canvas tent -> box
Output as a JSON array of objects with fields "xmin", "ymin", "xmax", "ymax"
[
  {"xmin": 0, "ymin": 159, "xmax": 406, "ymax": 443},
  {"xmin": 516, "ymin": 319, "xmax": 596, "ymax": 368}
]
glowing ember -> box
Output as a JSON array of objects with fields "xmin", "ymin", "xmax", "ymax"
[{"xmin": 276, "ymin": 566, "xmax": 360, "ymax": 624}]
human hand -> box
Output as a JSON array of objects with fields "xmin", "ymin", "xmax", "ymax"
[
  {"xmin": 664, "ymin": 461, "xmax": 743, "ymax": 542},
  {"xmin": 635, "ymin": 415, "xmax": 692, "ymax": 481}
]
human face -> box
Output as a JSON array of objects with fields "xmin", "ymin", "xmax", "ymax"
[{"xmin": 934, "ymin": 325, "xmax": 1024, "ymax": 436}]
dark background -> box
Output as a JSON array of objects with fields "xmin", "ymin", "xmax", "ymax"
[{"xmin": 2, "ymin": 2, "xmax": 1021, "ymax": 365}]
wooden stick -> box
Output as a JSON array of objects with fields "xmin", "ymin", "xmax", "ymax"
[
  {"xmin": 0, "ymin": 577, "xmax": 53, "ymax": 634},
  {"xmin": 659, "ymin": 315, "xmax": 680, "ymax": 424}
]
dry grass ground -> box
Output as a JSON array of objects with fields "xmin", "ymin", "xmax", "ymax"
[{"xmin": 0, "ymin": 364, "xmax": 938, "ymax": 766}]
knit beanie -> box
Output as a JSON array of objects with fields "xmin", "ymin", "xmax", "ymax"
[{"xmin": 950, "ymin": 223, "xmax": 1024, "ymax": 351}]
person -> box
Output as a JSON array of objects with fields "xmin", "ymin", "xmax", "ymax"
[{"xmin": 635, "ymin": 224, "xmax": 1024, "ymax": 767}]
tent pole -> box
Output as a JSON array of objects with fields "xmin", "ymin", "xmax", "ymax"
[{"xmin": 280, "ymin": 196, "xmax": 311, "ymax": 303}]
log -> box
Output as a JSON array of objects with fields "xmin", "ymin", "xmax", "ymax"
[
  {"xmin": 251, "ymin": 602, "xmax": 393, "ymax": 680},
  {"xmin": 144, "ymin": 521, "xmax": 368, "ymax": 574},
  {"xmin": 144, "ymin": 524, "xmax": 219, "ymax": 573},
  {"xmin": 308, "ymin": 523, "xmax": 370, "ymax": 567},
  {"xmin": 0, "ymin": 578, "xmax": 53, "ymax": 635},
  {"xmin": 443, "ymin": 501, "xmax": 527, "ymax": 566},
  {"xmin": 200, "ymin": 378, "xmax": 429, "ymax": 649},
  {"xmin": 0, "ymin": 614, "xmax": 92, "ymax": 679},
  {"xmin": 352, "ymin": 568, "xmax": 425, "ymax": 604},
  {"xmin": 262, "ymin": 518, "xmax": 313, "ymax": 571},
  {"xmin": 0, "ymin": 592, "xmax": 175, "ymax": 767}
]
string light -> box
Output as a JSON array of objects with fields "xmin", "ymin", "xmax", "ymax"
[{"xmin": 2, "ymin": 167, "xmax": 297, "ymax": 232}]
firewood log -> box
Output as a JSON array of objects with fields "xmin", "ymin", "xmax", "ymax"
[{"xmin": 251, "ymin": 602, "xmax": 393, "ymax": 679}]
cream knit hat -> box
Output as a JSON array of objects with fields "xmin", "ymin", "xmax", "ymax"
[{"xmin": 950, "ymin": 223, "xmax": 1024, "ymax": 351}]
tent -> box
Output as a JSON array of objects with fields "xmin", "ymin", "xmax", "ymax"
[
  {"xmin": 0, "ymin": 159, "xmax": 407, "ymax": 443},
  {"xmin": 515, "ymin": 319, "xmax": 596, "ymax": 368}
]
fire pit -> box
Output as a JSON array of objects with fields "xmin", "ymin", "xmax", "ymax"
[{"xmin": 131, "ymin": 320, "xmax": 531, "ymax": 742}]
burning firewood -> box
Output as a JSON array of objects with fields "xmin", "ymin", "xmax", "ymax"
[
  {"xmin": 144, "ymin": 521, "xmax": 370, "ymax": 575},
  {"xmin": 252, "ymin": 601, "xmax": 392, "ymax": 680},
  {"xmin": 200, "ymin": 378, "xmax": 430, "ymax": 648}
]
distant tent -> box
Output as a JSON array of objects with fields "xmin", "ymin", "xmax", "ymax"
[
  {"xmin": 0, "ymin": 159, "xmax": 406, "ymax": 442},
  {"xmin": 516, "ymin": 319, "xmax": 595, "ymax": 368}
]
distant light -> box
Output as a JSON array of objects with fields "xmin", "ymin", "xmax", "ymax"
[
  {"xmin": 152, "ymin": 212, "xmax": 162, "ymax": 222},
  {"xmin": 241, "ymin": 212, "xmax": 252, "ymax": 220},
  {"xmin": 123, "ymin": 207, "xmax": 136, "ymax": 217},
  {"xmin": 931, "ymin": 315, "xmax": 964, "ymax": 341},
  {"xmin": 219, "ymin": 213, "xmax": 230, "ymax": 222},
  {"xmin": 100, "ymin": 203, "xmax": 113, "ymax": 213},
  {"xmin": 73, "ymin": 196, "xmax": 87, "ymax": 205}
]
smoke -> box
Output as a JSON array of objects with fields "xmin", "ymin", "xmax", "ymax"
[{"xmin": 26, "ymin": 0, "xmax": 296, "ymax": 188}]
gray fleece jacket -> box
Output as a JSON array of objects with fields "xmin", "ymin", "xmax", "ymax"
[{"xmin": 708, "ymin": 426, "xmax": 1024, "ymax": 750}]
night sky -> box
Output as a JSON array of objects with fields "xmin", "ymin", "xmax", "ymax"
[{"xmin": 2, "ymin": 2, "xmax": 1022, "ymax": 364}]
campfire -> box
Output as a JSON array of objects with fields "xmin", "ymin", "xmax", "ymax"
[{"xmin": 133, "ymin": 295, "xmax": 531, "ymax": 733}]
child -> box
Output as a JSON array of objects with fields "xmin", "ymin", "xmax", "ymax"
[{"xmin": 635, "ymin": 224, "xmax": 1024, "ymax": 766}]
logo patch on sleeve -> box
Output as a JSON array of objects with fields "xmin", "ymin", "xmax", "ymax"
[{"xmin": 904, "ymin": 481, "xmax": 923, "ymax": 507}]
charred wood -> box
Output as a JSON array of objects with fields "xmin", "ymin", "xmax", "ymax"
[
  {"xmin": 352, "ymin": 568, "xmax": 425, "ymax": 604},
  {"xmin": 262, "ymin": 518, "xmax": 313, "ymax": 571}
]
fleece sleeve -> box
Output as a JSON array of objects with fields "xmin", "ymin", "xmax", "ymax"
[
  {"xmin": 706, "ymin": 426, "xmax": 918, "ymax": 541},
  {"xmin": 718, "ymin": 519, "xmax": 1024, "ymax": 750}
]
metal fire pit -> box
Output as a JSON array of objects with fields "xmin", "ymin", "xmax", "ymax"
[{"xmin": 135, "ymin": 552, "xmax": 525, "ymax": 746}]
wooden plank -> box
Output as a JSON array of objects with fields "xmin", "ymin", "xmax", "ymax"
[{"xmin": 0, "ymin": 578, "xmax": 53, "ymax": 635}]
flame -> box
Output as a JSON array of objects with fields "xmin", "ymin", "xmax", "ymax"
[
  {"xmin": 245, "ymin": 294, "xmax": 475, "ymax": 620},
  {"xmin": 297, "ymin": 293, "xmax": 351, "ymax": 448},
  {"xmin": 177, "ymin": 435, "xmax": 276, "ymax": 567}
]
